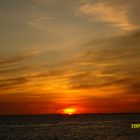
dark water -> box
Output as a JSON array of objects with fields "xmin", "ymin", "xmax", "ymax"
[{"xmin": 0, "ymin": 114, "xmax": 140, "ymax": 140}]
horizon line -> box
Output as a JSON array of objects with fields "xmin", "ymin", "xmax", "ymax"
[{"xmin": 0, "ymin": 112, "xmax": 140, "ymax": 116}]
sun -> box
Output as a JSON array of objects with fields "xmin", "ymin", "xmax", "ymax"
[{"xmin": 63, "ymin": 108, "xmax": 76, "ymax": 115}]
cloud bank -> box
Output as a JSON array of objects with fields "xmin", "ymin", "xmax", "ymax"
[{"xmin": 77, "ymin": 0, "xmax": 140, "ymax": 31}]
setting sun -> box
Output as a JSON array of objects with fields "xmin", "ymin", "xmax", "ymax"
[{"xmin": 63, "ymin": 108, "xmax": 76, "ymax": 115}]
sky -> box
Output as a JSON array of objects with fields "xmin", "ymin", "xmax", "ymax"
[{"xmin": 0, "ymin": 0, "xmax": 140, "ymax": 114}]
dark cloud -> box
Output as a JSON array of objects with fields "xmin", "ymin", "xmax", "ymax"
[
  {"xmin": 0, "ymin": 51, "xmax": 39, "ymax": 65},
  {"xmin": 0, "ymin": 77, "xmax": 29, "ymax": 90},
  {"xmin": 0, "ymin": 68, "xmax": 68, "ymax": 91},
  {"xmin": 0, "ymin": 55, "xmax": 28, "ymax": 65},
  {"xmin": 0, "ymin": 67, "xmax": 27, "ymax": 75}
]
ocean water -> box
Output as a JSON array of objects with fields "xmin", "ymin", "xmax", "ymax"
[{"xmin": 0, "ymin": 114, "xmax": 140, "ymax": 140}]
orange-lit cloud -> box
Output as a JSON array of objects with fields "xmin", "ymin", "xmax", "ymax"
[
  {"xmin": 0, "ymin": 0, "xmax": 140, "ymax": 114},
  {"xmin": 76, "ymin": 0, "xmax": 140, "ymax": 31}
]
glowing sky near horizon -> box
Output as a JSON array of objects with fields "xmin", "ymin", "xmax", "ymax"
[{"xmin": 0, "ymin": 0, "xmax": 140, "ymax": 114}]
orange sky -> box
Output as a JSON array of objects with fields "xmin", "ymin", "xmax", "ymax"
[{"xmin": 0, "ymin": 0, "xmax": 140, "ymax": 114}]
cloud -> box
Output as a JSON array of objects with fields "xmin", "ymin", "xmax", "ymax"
[
  {"xmin": 76, "ymin": 0, "xmax": 140, "ymax": 31},
  {"xmin": 2, "ymin": 0, "xmax": 52, "ymax": 30},
  {"xmin": 35, "ymin": 0, "xmax": 51, "ymax": 4},
  {"xmin": 25, "ymin": 16, "xmax": 52, "ymax": 31},
  {"xmin": 68, "ymin": 30, "xmax": 140, "ymax": 95},
  {"xmin": 0, "ymin": 67, "xmax": 26, "ymax": 74},
  {"xmin": 0, "ymin": 77, "xmax": 29, "ymax": 90},
  {"xmin": 0, "ymin": 50, "xmax": 40, "ymax": 65},
  {"xmin": 0, "ymin": 67, "xmax": 69, "ymax": 92}
]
